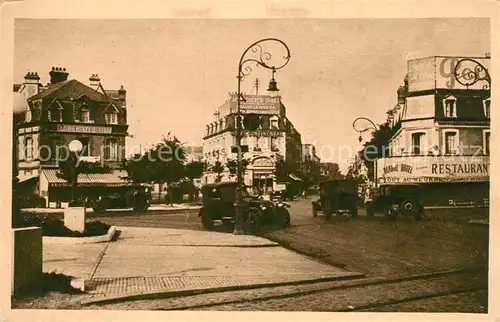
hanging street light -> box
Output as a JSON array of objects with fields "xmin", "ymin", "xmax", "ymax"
[{"xmin": 233, "ymin": 38, "xmax": 291, "ymax": 235}]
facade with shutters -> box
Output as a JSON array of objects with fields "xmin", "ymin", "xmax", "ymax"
[
  {"xmin": 202, "ymin": 92, "xmax": 303, "ymax": 192},
  {"xmin": 375, "ymin": 55, "xmax": 490, "ymax": 207},
  {"xmin": 13, "ymin": 67, "xmax": 129, "ymax": 207}
]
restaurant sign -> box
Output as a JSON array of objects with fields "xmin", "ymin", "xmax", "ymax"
[
  {"xmin": 56, "ymin": 124, "xmax": 112, "ymax": 134},
  {"xmin": 376, "ymin": 156, "xmax": 489, "ymax": 184}
]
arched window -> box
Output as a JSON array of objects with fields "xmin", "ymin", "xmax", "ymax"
[{"xmin": 442, "ymin": 95, "xmax": 457, "ymax": 118}]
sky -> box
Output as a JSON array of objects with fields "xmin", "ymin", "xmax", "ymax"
[{"xmin": 14, "ymin": 18, "xmax": 490, "ymax": 174}]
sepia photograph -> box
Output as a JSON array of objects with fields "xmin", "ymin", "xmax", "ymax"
[{"xmin": 2, "ymin": 1, "xmax": 497, "ymax": 320}]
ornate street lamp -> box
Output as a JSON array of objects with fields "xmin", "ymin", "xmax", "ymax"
[
  {"xmin": 352, "ymin": 117, "xmax": 378, "ymax": 142},
  {"xmin": 453, "ymin": 58, "xmax": 491, "ymax": 90},
  {"xmin": 233, "ymin": 38, "xmax": 291, "ymax": 235},
  {"xmin": 68, "ymin": 139, "xmax": 83, "ymax": 205}
]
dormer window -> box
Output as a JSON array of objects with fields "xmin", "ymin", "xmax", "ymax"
[
  {"xmin": 54, "ymin": 106, "xmax": 63, "ymax": 122},
  {"xmin": 270, "ymin": 116, "xmax": 279, "ymax": 129},
  {"xmin": 105, "ymin": 112, "xmax": 118, "ymax": 124},
  {"xmin": 80, "ymin": 107, "xmax": 90, "ymax": 123},
  {"xmin": 443, "ymin": 95, "xmax": 457, "ymax": 118},
  {"xmin": 483, "ymin": 97, "xmax": 491, "ymax": 118}
]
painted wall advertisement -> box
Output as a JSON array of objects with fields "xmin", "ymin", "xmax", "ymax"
[
  {"xmin": 230, "ymin": 94, "xmax": 280, "ymax": 114},
  {"xmin": 376, "ymin": 156, "xmax": 489, "ymax": 184}
]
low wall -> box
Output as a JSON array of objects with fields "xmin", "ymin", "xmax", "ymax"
[{"xmin": 12, "ymin": 227, "xmax": 43, "ymax": 296}]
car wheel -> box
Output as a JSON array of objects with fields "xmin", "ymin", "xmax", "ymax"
[
  {"xmin": 277, "ymin": 208, "xmax": 291, "ymax": 227},
  {"xmin": 400, "ymin": 199, "xmax": 416, "ymax": 215},
  {"xmin": 245, "ymin": 209, "xmax": 261, "ymax": 235},
  {"xmin": 200, "ymin": 210, "xmax": 214, "ymax": 230}
]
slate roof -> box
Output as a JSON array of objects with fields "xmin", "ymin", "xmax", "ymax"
[{"xmin": 27, "ymin": 79, "xmax": 109, "ymax": 102}]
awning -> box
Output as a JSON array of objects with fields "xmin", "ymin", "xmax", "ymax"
[
  {"xmin": 42, "ymin": 169, "xmax": 131, "ymax": 187},
  {"xmin": 288, "ymin": 174, "xmax": 303, "ymax": 182}
]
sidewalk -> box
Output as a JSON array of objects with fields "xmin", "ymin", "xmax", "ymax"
[
  {"xmin": 42, "ymin": 226, "xmax": 364, "ymax": 305},
  {"xmin": 22, "ymin": 203, "xmax": 201, "ymax": 215}
]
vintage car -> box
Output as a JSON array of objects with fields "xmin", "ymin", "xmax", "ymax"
[
  {"xmin": 198, "ymin": 182, "xmax": 291, "ymax": 234},
  {"xmin": 311, "ymin": 179, "xmax": 358, "ymax": 218},
  {"xmin": 366, "ymin": 184, "xmax": 424, "ymax": 219},
  {"xmin": 89, "ymin": 183, "xmax": 153, "ymax": 213}
]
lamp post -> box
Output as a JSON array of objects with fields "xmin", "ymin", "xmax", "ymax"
[
  {"xmin": 453, "ymin": 58, "xmax": 491, "ymax": 90},
  {"xmin": 352, "ymin": 117, "xmax": 378, "ymax": 142},
  {"xmin": 68, "ymin": 139, "xmax": 83, "ymax": 205},
  {"xmin": 233, "ymin": 38, "xmax": 291, "ymax": 235}
]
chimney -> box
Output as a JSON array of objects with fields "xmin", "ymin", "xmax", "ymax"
[
  {"xmin": 118, "ymin": 85, "xmax": 126, "ymax": 101},
  {"xmin": 24, "ymin": 71, "xmax": 40, "ymax": 84},
  {"xmin": 49, "ymin": 67, "xmax": 69, "ymax": 84},
  {"xmin": 89, "ymin": 74, "xmax": 101, "ymax": 90}
]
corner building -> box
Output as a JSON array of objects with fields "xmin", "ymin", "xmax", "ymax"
[
  {"xmin": 376, "ymin": 55, "xmax": 490, "ymax": 207},
  {"xmin": 13, "ymin": 67, "xmax": 129, "ymax": 207},
  {"xmin": 202, "ymin": 92, "xmax": 303, "ymax": 192}
]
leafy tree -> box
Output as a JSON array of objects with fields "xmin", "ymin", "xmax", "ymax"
[
  {"xmin": 226, "ymin": 158, "xmax": 250, "ymax": 178},
  {"xmin": 57, "ymin": 157, "xmax": 112, "ymax": 205},
  {"xmin": 123, "ymin": 132, "xmax": 186, "ymax": 205},
  {"xmin": 209, "ymin": 161, "xmax": 225, "ymax": 182},
  {"xmin": 184, "ymin": 161, "xmax": 205, "ymax": 181},
  {"xmin": 358, "ymin": 122, "xmax": 398, "ymax": 180},
  {"xmin": 274, "ymin": 159, "xmax": 297, "ymax": 182}
]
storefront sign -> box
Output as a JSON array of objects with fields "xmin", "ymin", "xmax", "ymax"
[
  {"xmin": 376, "ymin": 156, "xmax": 490, "ymax": 184},
  {"xmin": 56, "ymin": 124, "xmax": 112, "ymax": 134},
  {"xmin": 230, "ymin": 94, "xmax": 280, "ymax": 114},
  {"xmin": 241, "ymin": 130, "xmax": 282, "ymax": 138}
]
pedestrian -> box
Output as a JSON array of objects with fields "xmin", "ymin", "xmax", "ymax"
[{"xmin": 302, "ymin": 189, "xmax": 307, "ymax": 199}]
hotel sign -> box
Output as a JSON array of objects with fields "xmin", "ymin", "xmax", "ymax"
[
  {"xmin": 376, "ymin": 156, "xmax": 489, "ymax": 184},
  {"xmin": 56, "ymin": 124, "xmax": 112, "ymax": 134},
  {"xmin": 230, "ymin": 94, "xmax": 280, "ymax": 114}
]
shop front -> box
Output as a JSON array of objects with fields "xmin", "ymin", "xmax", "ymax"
[{"xmin": 376, "ymin": 155, "xmax": 490, "ymax": 207}]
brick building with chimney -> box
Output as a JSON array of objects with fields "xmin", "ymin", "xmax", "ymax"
[{"xmin": 13, "ymin": 66, "xmax": 130, "ymax": 207}]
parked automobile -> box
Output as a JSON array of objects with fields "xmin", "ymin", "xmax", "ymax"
[
  {"xmin": 89, "ymin": 183, "xmax": 152, "ymax": 213},
  {"xmin": 366, "ymin": 184, "xmax": 424, "ymax": 220},
  {"xmin": 198, "ymin": 182, "xmax": 291, "ymax": 234},
  {"xmin": 311, "ymin": 179, "xmax": 358, "ymax": 218}
]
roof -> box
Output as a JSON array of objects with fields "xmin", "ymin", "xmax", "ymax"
[
  {"xmin": 27, "ymin": 79, "xmax": 109, "ymax": 102},
  {"xmin": 13, "ymin": 84, "xmax": 22, "ymax": 92},
  {"xmin": 42, "ymin": 169, "xmax": 131, "ymax": 187}
]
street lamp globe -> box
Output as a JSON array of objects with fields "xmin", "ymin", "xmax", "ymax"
[{"xmin": 69, "ymin": 139, "xmax": 83, "ymax": 153}]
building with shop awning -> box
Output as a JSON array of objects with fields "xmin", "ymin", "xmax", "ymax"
[{"xmin": 40, "ymin": 169, "xmax": 131, "ymax": 207}]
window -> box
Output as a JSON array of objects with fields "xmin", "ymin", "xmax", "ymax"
[
  {"xmin": 80, "ymin": 108, "xmax": 90, "ymax": 123},
  {"xmin": 411, "ymin": 132, "xmax": 424, "ymax": 155},
  {"xmin": 443, "ymin": 96, "xmax": 457, "ymax": 117},
  {"xmin": 483, "ymin": 98, "xmax": 491, "ymax": 118},
  {"xmin": 484, "ymin": 130, "xmax": 490, "ymax": 155},
  {"xmin": 271, "ymin": 137, "xmax": 279, "ymax": 151},
  {"xmin": 106, "ymin": 112, "xmax": 118, "ymax": 124},
  {"xmin": 444, "ymin": 131, "xmax": 458, "ymax": 155},
  {"xmin": 25, "ymin": 137, "xmax": 33, "ymax": 160},
  {"xmin": 270, "ymin": 116, "xmax": 279, "ymax": 129},
  {"xmin": 107, "ymin": 139, "xmax": 118, "ymax": 160},
  {"xmin": 53, "ymin": 106, "xmax": 63, "ymax": 122},
  {"xmin": 78, "ymin": 137, "xmax": 90, "ymax": 156}
]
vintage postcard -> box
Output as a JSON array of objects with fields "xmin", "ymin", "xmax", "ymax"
[{"xmin": 1, "ymin": 1, "xmax": 498, "ymax": 321}]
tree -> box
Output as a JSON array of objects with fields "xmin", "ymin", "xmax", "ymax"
[
  {"xmin": 209, "ymin": 161, "xmax": 225, "ymax": 182},
  {"xmin": 184, "ymin": 161, "xmax": 205, "ymax": 181},
  {"xmin": 274, "ymin": 159, "xmax": 297, "ymax": 182},
  {"xmin": 358, "ymin": 121, "xmax": 398, "ymax": 181},
  {"xmin": 123, "ymin": 132, "xmax": 186, "ymax": 205},
  {"xmin": 226, "ymin": 158, "xmax": 250, "ymax": 178},
  {"xmin": 57, "ymin": 158, "xmax": 112, "ymax": 205}
]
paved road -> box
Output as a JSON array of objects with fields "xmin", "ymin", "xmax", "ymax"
[{"xmin": 86, "ymin": 198, "xmax": 488, "ymax": 312}]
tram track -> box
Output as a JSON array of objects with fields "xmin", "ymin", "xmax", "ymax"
[{"xmin": 163, "ymin": 266, "xmax": 487, "ymax": 311}]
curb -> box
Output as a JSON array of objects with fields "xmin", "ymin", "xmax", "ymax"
[
  {"xmin": 43, "ymin": 226, "xmax": 117, "ymax": 244},
  {"xmin": 79, "ymin": 272, "xmax": 365, "ymax": 306},
  {"xmin": 21, "ymin": 207, "xmax": 200, "ymax": 216}
]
